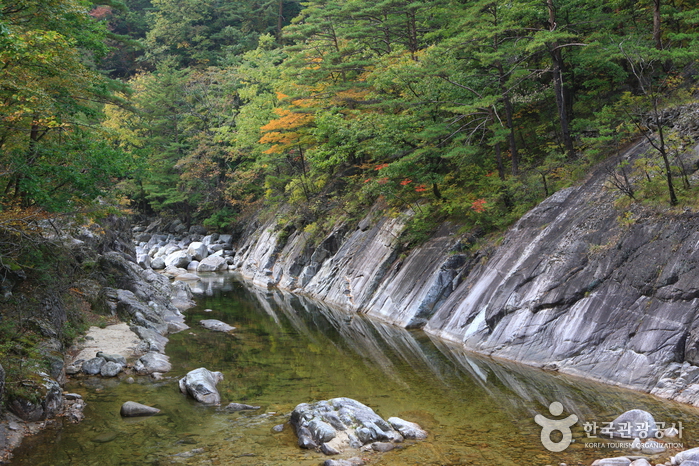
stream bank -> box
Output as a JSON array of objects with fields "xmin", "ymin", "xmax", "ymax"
[
  {"xmin": 7, "ymin": 273, "xmax": 699, "ymax": 466},
  {"xmin": 0, "ymin": 217, "xmax": 194, "ymax": 463}
]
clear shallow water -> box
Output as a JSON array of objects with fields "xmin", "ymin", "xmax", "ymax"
[{"xmin": 9, "ymin": 273, "xmax": 699, "ymax": 465}]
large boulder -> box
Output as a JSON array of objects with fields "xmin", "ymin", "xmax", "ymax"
[
  {"xmin": 602, "ymin": 409, "xmax": 657, "ymax": 439},
  {"xmin": 82, "ymin": 357, "xmax": 106, "ymax": 375},
  {"xmin": 178, "ymin": 367, "xmax": 224, "ymax": 405},
  {"xmin": 674, "ymin": 447, "xmax": 699, "ymax": 464},
  {"xmin": 290, "ymin": 397, "xmax": 425, "ymax": 454},
  {"xmin": 186, "ymin": 242, "xmax": 208, "ymax": 261},
  {"xmin": 197, "ymin": 255, "xmax": 227, "ymax": 273},
  {"xmin": 151, "ymin": 257, "xmax": 165, "ymax": 270},
  {"xmin": 100, "ymin": 361, "xmax": 123, "ymax": 377},
  {"xmin": 134, "ymin": 351, "xmax": 172, "ymax": 374},
  {"xmin": 164, "ymin": 250, "xmax": 192, "ymax": 269}
]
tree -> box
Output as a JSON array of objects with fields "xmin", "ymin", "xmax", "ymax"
[
  {"xmin": 0, "ymin": 0, "xmax": 129, "ymax": 210},
  {"xmin": 145, "ymin": 0, "xmax": 301, "ymax": 67}
]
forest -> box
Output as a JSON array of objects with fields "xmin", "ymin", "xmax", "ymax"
[{"xmin": 2, "ymin": 0, "xmax": 699, "ymax": 248}]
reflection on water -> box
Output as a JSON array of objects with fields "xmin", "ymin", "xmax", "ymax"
[{"xmin": 9, "ymin": 273, "xmax": 699, "ymax": 465}]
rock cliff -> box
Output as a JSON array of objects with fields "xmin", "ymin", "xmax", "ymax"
[{"xmin": 233, "ymin": 139, "xmax": 699, "ymax": 406}]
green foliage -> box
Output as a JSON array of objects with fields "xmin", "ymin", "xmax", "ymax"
[
  {"xmin": 0, "ymin": 0, "xmax": 131, "ymax": 212},
  {"xmin": 0, "ymin": 318, "xmax": 47, "ymax": 405},
  {"xmin": 145, "ymin": 0, "xmax": 301, "ymax": 66},
  {"xmin": 203, "ymin": 207, "xmax": 237, "ymax": 231},
  {"xmin": 103, "ymin": 0, "xmax": 699, "ymax": 244}
]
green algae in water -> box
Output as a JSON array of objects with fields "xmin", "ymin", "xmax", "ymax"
[{"xmin": 9, "ymin": 274, "xmax": 699, "ymax": 465}]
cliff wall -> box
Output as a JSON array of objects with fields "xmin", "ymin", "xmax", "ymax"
[{"xmin": 232, "ymin": 139, "xmax": 699, "ymax": 406}]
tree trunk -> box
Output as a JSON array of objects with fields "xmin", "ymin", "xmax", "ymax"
[
  {"xmin": 657, "ymin": 124, "xmax": 678, "ymax": 205},
  {"xmin": 495, "ymin": 62, "xmax": 519, "ymax": 176},
  {"xmin": 653, "ymin": 0, "xmax": 662, "ymax": 50},
  {"xmin": 548, "ymin": 0, "xmax": 574, "ymax": 158},
  {"xmin": 494, "ymin": 141, "xmax": 505, "ymax": 181},
  {"xmin": 277, "ymin": 0, "xmax": 284, "ymax": 44}
]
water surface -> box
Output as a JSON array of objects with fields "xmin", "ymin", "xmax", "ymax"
[{"xmin": 9, "ymin": 273, "xmax": 699, "ymax": 465}]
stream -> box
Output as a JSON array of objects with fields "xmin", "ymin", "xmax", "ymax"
[{"xmin": 8, "ymin": 272, "xmax": 699, "ymax": 465}]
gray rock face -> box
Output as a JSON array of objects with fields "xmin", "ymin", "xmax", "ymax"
[
  {"xmin": 231, "ymin": 139, "xmax": 699, "ymax": 406},
  {"xmin": 96, "ymin": 252, "xmax": 192, "ymax": 333},
  {"xmin": 199, "ymin": 319, "xmax": 235, "ymax": 333},
  {"xmin": 120, "ymin": 401, "xmax": 161, "ymax": 417},
  {"xmin": 134, "ymin": 351, "xmax": 172, "ymax": 374},
  {"xmin": 290, "ymin": 397, "xmax": 424, "ymax": 454},
  {"xmin": 178, "ymin": 367, "xmax": 224, "ymax": 405},
  {"xmin": 197, "ymin": 255, "xmax": 227, "ymax": 273},
  {"xmin": 7, "ymin": 374, "xmax": 63, "ymax": 421},
  {"xmin": 132, "ymin": 325, "xmax": 169, "ymax": 353},
  {"xmin": 82, "ymin": 357, "xmax": 106, "ymax": 375}
]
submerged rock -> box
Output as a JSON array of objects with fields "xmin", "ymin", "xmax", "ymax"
[
  {"xmin": 120, "ymin": 401, "xmax": 161, "ymax": 417},
  {"xmin": 178, "ymin": 367, "xmax": 224, "ymax": 405},
  {"xmin": 290, "ymin": 397, "xmax": 425, "ymax": 455},
  {"xmin": 323, "ymin": 458, "xmax": 366, "ymax": 466},
  {"xmin": 221, "ymin": 402, "xmax": 260, "ymax": 411},
  {"xmin": 387, "ymin": 417, "xmax": 427, "ymax": 439},
  {"xmin": 199, "ymin": 319, "xmax": 235, "ymax": 333}
]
